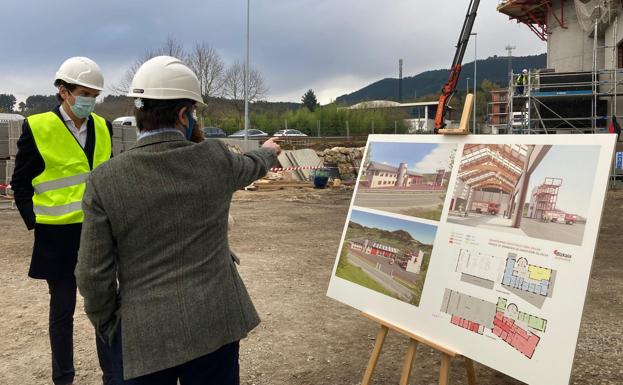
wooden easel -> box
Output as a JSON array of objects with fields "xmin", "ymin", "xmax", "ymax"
[{"xmin": 360, "ymin": 313, "xmax": 476, "ymax": 385}]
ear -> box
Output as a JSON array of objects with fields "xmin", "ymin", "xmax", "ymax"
[
  {"xmin": 58, "ymin": 86, "xmax": 69, "ymax": 101},
  {"xmin": 177, "ymin": 106, "xmax": 189, "ymax": 126}
]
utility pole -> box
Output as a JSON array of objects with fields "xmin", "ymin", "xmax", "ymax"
[
  {"xmin": 244, "ymin": 0, "xmax": 250, "ymax": 142},
  {"xmin": 398, "ymin": 59, "xmax": 403, "ymax": 102},
  {"xmin": 505, "ymin": 44, "xmax": 516, "ymax": 77}
]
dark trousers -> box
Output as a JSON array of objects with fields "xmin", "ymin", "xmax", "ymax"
[
  {"xmin": 47, "ymin": 276, "xmax": 117, "ymax": 385},
  {"xmin": 110, "ymin": 326, "xmax": 240, "ymax": 385}
]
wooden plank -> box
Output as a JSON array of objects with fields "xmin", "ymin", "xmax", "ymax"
[
  {"xmin": 399, "ymin": 339, "xmax": 418, "ymax": 385},
  {"xmin": 439, "ymin": 93, "xmax": 473, "ymax": 135},
  {"xmin": 361, "ymin": 324, "xmax": 389, "ymax": 385},
  {"xmin": 464, "ymin": 357, "xmax": 477, "ymax": 385},
  {"xmin": 439, "ymin": 353, "xmax": 451, "ymax": 385}
]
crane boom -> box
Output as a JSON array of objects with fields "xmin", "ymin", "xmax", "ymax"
[{"xmin": 434, "ymin": 0, "xmax": 481, "ymax": 133}]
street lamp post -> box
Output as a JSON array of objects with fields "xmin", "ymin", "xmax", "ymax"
[
  {"xmin": 244, "ymin": 0, "xmax": 250, "ymax": 142},
  {"xmin": 471, "ymin": 32, "xmax": 477, "ymax": 134}
]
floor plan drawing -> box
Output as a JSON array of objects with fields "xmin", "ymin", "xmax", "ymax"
[
  {"xmin": 455, "ymin": 249, "xmax": 505, "ymax": 290},
  {"xmin": 493, "ymin": 298, "xmax": 547, "ymax": 359},
  {"xmin": 441, "ymin": 290, "xmax": 547, "ymax": 359},
  {"xmin": 501, "ymin": 253, "xmax": 556, "ymax": 308},
  {"xmin": 440, "ymin": 289, "xmax": 497, "ymax": 335}
]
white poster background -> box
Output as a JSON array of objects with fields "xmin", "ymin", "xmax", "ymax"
[{"xmin": 327, "ymin": 134, "xmax": 616, "ymax": 385}]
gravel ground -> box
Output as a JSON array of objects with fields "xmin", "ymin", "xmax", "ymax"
[{"xmin": 0, "ymin": 188, "xmax": 621, "ymax": 385}]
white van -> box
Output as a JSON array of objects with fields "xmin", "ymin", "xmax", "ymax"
[{"xmin": 112, "ymin": 116, "xmax": 136, "ymax": 126}]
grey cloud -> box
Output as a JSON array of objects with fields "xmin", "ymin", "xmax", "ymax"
[{"xmin": 0, "ymin": 0, "xmax": 544, "ymax": 103}]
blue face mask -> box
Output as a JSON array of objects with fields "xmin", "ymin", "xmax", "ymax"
[
  {"xmin": 184, "ymin": 111, "xmax": 196, "ymax": 140},
  {"xmin": 70, "ymin": 95, "xmax": 96, "ymax": 119}
]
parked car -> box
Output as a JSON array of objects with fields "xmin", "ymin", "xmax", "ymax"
[
  {"xmin": 273, "ymin": 129, "xmax": 308, "ymax": 137},
  {"xmin": 229, "ymin": 129, "xmax": 269, "ymax": 138},
  {"xmin": 112, "ymin": 116, "xmax": 136, "ymax": 126},
  {"xmin": 202, "ymin": 127, "xmax": 226, "ymax": 137}
]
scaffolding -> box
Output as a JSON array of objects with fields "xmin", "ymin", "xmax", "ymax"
[{"xmin": 490, "ymin": 13, "xmax": 623, "ymax": 135}]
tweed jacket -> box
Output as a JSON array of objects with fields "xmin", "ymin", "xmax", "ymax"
[{"xmin": 75, "ymin": 131, "xmax": 276, "ymax": 379}]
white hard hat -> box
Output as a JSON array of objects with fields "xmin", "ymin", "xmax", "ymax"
[
  {"xmin": 127, "ymin": 56, "xmax": 204, "ymax": 104},
  {"xmin": 55, "ymin": 57, "xmax": 104, "ymax": 91},
  {"xmin": 522, "ymin": 69, "xmax": 528, "ymax": 73}
]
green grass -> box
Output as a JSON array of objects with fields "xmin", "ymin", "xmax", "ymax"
[{"xmin": 336, "ymin": 262, "xmax": 399, "ymax": 299}]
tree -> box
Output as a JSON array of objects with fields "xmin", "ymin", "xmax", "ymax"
[
  {"xmin": 23, "ymin": 95, "xmax": 58, "ymax": 115},
  {"xmin": 0, "ymin": 94, "xmax": 17, "ymax": 113},
  {"xmin": 221, "ymin": 60, "xmax": 268, "ymax": 114},
  {"xmin": 187, "ymin": 42, "xmax": 225, "ymax": 100},
  {"xmin": 112, "ymin": 36, "xmax": 187, "ymax": 94},
  {"xmin": 18, "ymin": 102, "xmax": 26, "ymax": 114},
  {"xmin": 301, "ymin": 89, "xmax": 318, "ymax": 112}
]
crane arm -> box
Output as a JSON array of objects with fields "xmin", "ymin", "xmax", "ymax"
[{"xmin": 434, "ymin": 0, "xmax": 481, "ymax": 133}]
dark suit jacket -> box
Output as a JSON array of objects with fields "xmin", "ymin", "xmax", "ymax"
[
  {"xmin": 10, "ymin": 106, "xmax": 113, "ymax": 280},
  {"xmin": 75, "ymin": 131, "xmax": 276, "ymax": 379}
]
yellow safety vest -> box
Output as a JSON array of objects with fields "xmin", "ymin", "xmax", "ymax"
[{"xmin": 29, "ymin": 111, "xmax": 111, "ymax": 225}]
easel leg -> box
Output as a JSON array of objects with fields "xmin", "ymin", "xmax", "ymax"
[
  {"xmin": 463, "ymin": 357, "xmax": 476, "ymax": 385},
  {"xmin": 439, "ymin": 353, "xmax": 451, "ymax": 385},
  {"xmin": 399, "ymin": 339, "xmax": 418, "ymax": 385},
  {"xmin": 361, "ymin": 325, "xmax": 389, "ymax": 385}
]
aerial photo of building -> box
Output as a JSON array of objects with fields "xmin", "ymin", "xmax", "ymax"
[{"xmin": 335, "ymin": 210, "xmax": 437, "ymax": 306}]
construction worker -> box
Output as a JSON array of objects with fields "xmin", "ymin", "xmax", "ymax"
[
  {"xmin": 75, "ymin": 56, "xmax": 281, "ymax": 384},
  {"xmin": 515, "ymin": 69, "xmax": 528, "ymax": 96},
  {"xmin": 10, "ymin": 57, "xmax": 116, "ymax": 384}
]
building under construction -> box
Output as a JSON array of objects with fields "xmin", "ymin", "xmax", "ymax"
[{"xmin": 492, "ymin": 0, "xmax": 623, "ymax": 135}]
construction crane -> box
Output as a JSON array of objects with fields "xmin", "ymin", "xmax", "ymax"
[{"xmin": 434, "ymin": 0, "xmax": 481, "ymax": 133}]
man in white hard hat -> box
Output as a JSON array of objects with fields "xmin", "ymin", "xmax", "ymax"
[
  {"xmin": 10, "ymin": 57, "xmax": 116, "ymax": 385},
  {"xmin": 75, "ymin": 56, "xmax": 281, "ymax": 384}
]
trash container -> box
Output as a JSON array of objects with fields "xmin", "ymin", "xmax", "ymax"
[{"xmin": 312, "ymin": 169, "xmax": 329, "ymax": 189}]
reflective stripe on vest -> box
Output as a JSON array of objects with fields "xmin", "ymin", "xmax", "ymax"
[{"xmin": 29, "ymin": 111, "xmax": 111, "ymax": 225}]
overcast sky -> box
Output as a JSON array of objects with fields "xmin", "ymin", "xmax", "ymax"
[
  {"xmin": 369, "ymin": 142, "xmax": 455, "ymax": 173},
  {"xmin": 0, "ymin": 0, "xmax": 545, "ymax": 105}
]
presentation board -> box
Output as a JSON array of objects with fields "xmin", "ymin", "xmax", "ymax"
[{"xmin": 327, "ymin": 134, "xmax": 616, "ymax": 385}]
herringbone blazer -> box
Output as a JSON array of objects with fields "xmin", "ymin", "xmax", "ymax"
[{"xmin": 75, "ymin": 131, "xmax": 276, "ymax": 379}]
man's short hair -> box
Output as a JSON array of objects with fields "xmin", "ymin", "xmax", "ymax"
[
  {"xmin": 53, "ymin": 79, "xmax": 77, "ymax": 103},
  {"xmin": 135, "ymin": 98, "xmax": 195, "ymax": 132}
]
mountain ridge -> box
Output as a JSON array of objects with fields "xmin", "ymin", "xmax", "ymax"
[{"xmin": 335, "ymin": 53, "xmax": 547, "ymax": 105}]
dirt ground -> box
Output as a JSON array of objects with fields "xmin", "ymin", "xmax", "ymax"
[{"xmin": 1, "ymin": 189, "xmax": 622, "ymax": 385}]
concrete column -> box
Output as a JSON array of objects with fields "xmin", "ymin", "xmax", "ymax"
[{"xmin": 465, "ymin": 187, "xmax": 475, "ymax": 213}]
